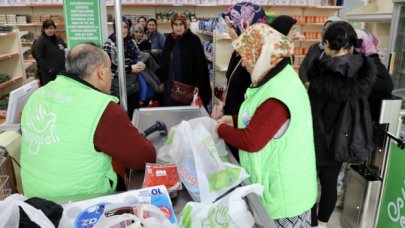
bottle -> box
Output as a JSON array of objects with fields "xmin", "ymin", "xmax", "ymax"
[{"xmin": 217, "ymin": 14, "xmax": 227, "ymax": 35}]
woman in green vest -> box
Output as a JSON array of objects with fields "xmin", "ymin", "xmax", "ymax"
[{"xmin": 216, "ymin": 23, "xmax": 317, "ymax": 227}]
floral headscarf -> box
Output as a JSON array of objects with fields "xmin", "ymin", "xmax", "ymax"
[
  {"xmin": 171, "ymin": 12, "xmax": 188, "ymax": 30},
  {"xmin": 232, "ymin": 23, "xmax": 293, "ymax": 84},
  {"xmin": 355, "ymin": 29, "xmax": 380, "ymax": 56},
  {"xmin": 222, "ymin": 2, "xmax": 268, "ymax": 35}
]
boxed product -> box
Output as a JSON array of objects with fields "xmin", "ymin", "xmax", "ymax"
[
  {"xmin": 143, "ymin": 163, "xmax": 182, "ymax": 198},
  {"xmin": 291, "ymin": 0, "xmax": 306, "ymax": 5},
  {"xmin": 9, "ymin": 0, "xmax": 31, "ymax": 5},
  {"xmin": 59, "ymin": 185, "xmax": 177, "ymax": 228},
  {"xmin": 31, "ymin": 0, "xmax": 52, "ymax": 4}
]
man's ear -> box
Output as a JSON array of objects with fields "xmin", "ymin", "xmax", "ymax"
[{"xmin": 96, "ymin": 65, "xmax": 104, "ymax": 80}]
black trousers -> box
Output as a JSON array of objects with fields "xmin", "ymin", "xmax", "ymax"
[{"xmin": 311, "ymin": 163, "xmax": 343, "ymax": 226}]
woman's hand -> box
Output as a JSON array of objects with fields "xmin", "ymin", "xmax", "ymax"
[
  {"xmin": 217, "ymin": 115, "xmax": 233, "ymax": 127},
  {"xmin": 131, "ymin": 62, "xmax": 146, "ymax": 73},
  {"xmin": 159, "ymin": 83, "xmax": 164, "ymax": 92}
]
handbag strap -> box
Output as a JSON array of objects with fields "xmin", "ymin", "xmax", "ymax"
[{"xmin": 222, "ymin": 59, "xmax": 242, "ymax": 106}]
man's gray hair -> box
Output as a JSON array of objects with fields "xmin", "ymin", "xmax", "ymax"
[{"xmin": 66, "ymin": 43, "xmax": 107, "ymax": 79}]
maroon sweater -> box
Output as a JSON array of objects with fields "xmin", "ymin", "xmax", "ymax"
[
  {"xmin": 218, "ymin": 98, "xmax": 290, "ymax": 152},
  {"xmin": 94, "ymin": 102, "xmax": 156, "ymax": 170}
]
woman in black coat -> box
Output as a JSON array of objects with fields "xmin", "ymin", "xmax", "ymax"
[
  {"xmin": 308, "ymin": 22, "xmax": 377, "ymax": 228},
  {"xmin": 34, "ymin": 19, "xmax": 66, "ymax": 86},
  {"xmin": 160, "ymin": 13, "xmax": 211, "ymax": 107}
]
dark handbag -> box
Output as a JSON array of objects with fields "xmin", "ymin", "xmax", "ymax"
[
  {"xmin": 111, "ymin": 73, "xmax": 139, "ymax": 96},
  {"xmin": 170, "ymin": 80, "xmax": 195, "ymax": 105}
]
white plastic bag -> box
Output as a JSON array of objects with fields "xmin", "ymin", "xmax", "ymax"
[
  {"xmin": 0, "ymin": 194, "xmax": 55, "ymax": 228},
  {"xmin": 157, "ymin": 117, "xmax": 228, "ymax": 163},
  {"xmin": 179, "ymin": 184, "xmax": 264, "ymax": 228},
  {"xmin": 93, "ymin": 204, "xmax": 176, "ymax": 228},
  {"xmin": 165, "ymin": 118, "xmax": 249, "ymax": 203}
]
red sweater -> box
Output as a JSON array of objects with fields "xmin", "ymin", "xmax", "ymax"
[
  {"xmin": 218, "ymin": 98, "xmax": 290, "ymax": 152},
  {"xmin": 94, "ymin": 102, "xmax": 156, "ymax": 170}
]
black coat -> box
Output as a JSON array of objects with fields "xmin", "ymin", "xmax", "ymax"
[
  {"xmin": 160, "ymin": 30, "xmax": 211, "ymax": 106},
  {"xmin": 299, "ymin": 42, "xmax": 322, "ymax": 84},
  {"xmin": 367, "ymin": 54, "xmax": 394, "ymax": 122},
  {"xmin": 223, "ymin": 51, "xmax": 251, "ymax": 115},
  {"xmin": 34, "ymin": 33, "xmax": 66, "ymax": 85},
  {"xmin": 308, "ymin": 54, "xmax": 377, "ymax": 165}
]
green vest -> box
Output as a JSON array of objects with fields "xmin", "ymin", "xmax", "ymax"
[
  {"xmin": 238, "ymin": 65, "xmax": 317, "ymax": 219},
  {"xmin": 21, "ymin": 76, "xmax": 119, "ymax": 199}
]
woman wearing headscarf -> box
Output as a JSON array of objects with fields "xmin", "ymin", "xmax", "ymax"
[
  {"xmin": 355, "ymin": 29, "xmax": 393, "ymax": 121},
  {"xmin": 299, "ymin": 16, "xmax": 343, "ymax": 89},
  {"xmin": 212, "ymin": 2, "xmax": 268, "ymax": 160},
  {"xmin": 216, "ymin": 23, "xmax": 317, "ymax": 227},
  {"xmin": 34, "ymin": 19, "xmax": 67, "ymax": 86},
  {"xmin": 103, "ymin": 17, "xmax": 146, "ymax": 118},
  {"xmin": 308, "ymin": 22, "xmax": 377, "ymax": 228},
  {"xmin": 145, "ymin": 18, "xmax": 165, "ymax": 60},
  {"xmin": 132, "ymin": 23, "xmax": 151, "ymax": 51},
  {"xmin": 160, "ymin": 13, "xmax": 211, "ymax": 108},
  {"xmin": 269, "ymin": 15, "xmax": 298, "ymax": 41}
]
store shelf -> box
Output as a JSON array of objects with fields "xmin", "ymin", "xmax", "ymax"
[
  {"xmin": 16, "ymin": 23, "xmax": 65, "ymax": 27},
  {"xmin": 0, "ymin": 76, "xmax": 23, "ymax": 90},
  {"xmin": 24, "ymin": 60, "xmax": 35, "ymax": 70},
  {"xmin": 0, "ymin": 32, "xmax": 17, "ymax": 37},
  {"xmin": 0, "ymin": 52, "xmax": 20, "ymax": 61},
  {"xmin": 216, "ymin": 63, "xmax": 228, "ymax": 72},
  {"xmin": 197, "ymin": 30, "xmax": 213, "ymax": 36},
  {"xmin": 346, "ymin": 2, "xmax": 392, "ymax": 22}
]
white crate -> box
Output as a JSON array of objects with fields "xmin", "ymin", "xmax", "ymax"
[{"xmin": 290, "ymin": 0, "xmax": 306, "ymax": 5}]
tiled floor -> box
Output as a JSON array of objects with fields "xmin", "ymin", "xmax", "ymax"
[{"xmin": 327, "ymin": 208, "xmax": 342, "ymax": 228}]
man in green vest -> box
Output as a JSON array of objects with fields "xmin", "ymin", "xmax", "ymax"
[{"xmin": 20, "ymin": 43, "xmax": 156, "ymax": 200}]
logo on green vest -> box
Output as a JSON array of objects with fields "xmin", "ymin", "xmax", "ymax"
[{"xmin": 22, "ymin": 105, "xmax": 60, "ymax": 155}]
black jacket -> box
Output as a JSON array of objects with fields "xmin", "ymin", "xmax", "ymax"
[
  {"xmin": 161, "ymin": 29, "xmax": 211, "ymax": 106},
  {"xmin": 299, "ymin": 42, "xmax": 322, "ymax": 84},
  {"xmin": 34, "ymin": 33, "xmax": 66, "ymax": 85},
  {"xmin": 368, "ymin": 54, "xmax": 394, "ymax": 122},
  {"xmin": 223, "ymin": 51, "xmax": 251, "ymax": 115},
  {"xmin": 308, "ymin": 54, "xmax": 377, "ymax": 165}
]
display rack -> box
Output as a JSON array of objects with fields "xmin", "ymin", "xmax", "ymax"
[{"xmin": 0, "ymin": 30, "xmax": 26, "ymax": 99}]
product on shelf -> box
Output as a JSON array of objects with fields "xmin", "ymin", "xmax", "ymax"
[{"xmin": 0, "ymin": 74, "xmax": 11, "ymax": 84}]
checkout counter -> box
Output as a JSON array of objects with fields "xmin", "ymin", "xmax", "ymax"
[{"xmin": 129, "ymin": 106, "xmax": 276, "ymax": 227}]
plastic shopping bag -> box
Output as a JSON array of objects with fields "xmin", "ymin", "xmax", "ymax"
[
  {"xmin": 0, "ymin": 194, "xmax": 55, "ymax": 228},
  {"xmin": 93, "ymin": 204, "xmax": 176, "ymax": 228},
  {"xmin": 59, "ymin": 185, "xmax": 176, "ymax": 228},
  {"xmin": 161, "ymin": 117, "xmax": 249, "ymax": 203},
  {"xmin": 157, "ymin": 117, "xmax": 228, "ymax": 163},
  {"xmin": 179, "ymin": 184, "xmax": 264, "ymax": 228}
]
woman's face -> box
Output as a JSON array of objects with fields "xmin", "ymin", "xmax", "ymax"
[
  {"xmin": 172, "ymin": 20, "xmax": 185, "ymax": 36},
  {"xmin": 122, "ymin": 22, "xmax": 129, "ymax": 38},
  {"xmin": 44, "ymin": 26, "xmax": 56, "ymax": 36},
  {"xmin": 147, "ymin": 21, "xmax": 157, "ymax": 33},
  {"xmin": 134, "ymin": 30, "xmax": 144, "ymax": 41},
  {"xmin": 287, "ymin": 25, "xmax": 296, "ymax": 40},
  {"xmin": 241, "ymin": 58, "xmax": 253, "ymax": 74},
  {"xmin": 324, "ymin": 40, "xmax": 350, "ymax": 57},
  {"xmin": 138, "ymin": 18, "xmax": 146, "ymax": 27}
]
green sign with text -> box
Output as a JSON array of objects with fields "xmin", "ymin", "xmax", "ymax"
[
  {"xmin": 377, "ymin": 142, "xmax": 405, "ymax": 227},
  {"xmin": 64, "ymin": 0, "xmax": 106, "ymax": 48}
]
